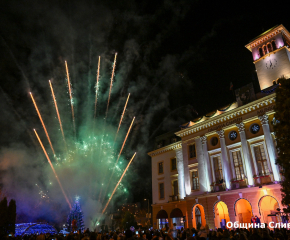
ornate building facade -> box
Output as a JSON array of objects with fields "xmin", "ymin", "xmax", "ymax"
[{"xmin": 148, "ymin": 24, "xmax": 290, "ymax": 230}]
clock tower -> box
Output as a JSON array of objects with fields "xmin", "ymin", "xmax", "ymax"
[{"xmin": 246, "ymin": 24, "xmax": 290, "ymax": 90}]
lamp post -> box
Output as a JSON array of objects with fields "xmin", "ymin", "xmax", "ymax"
[{"xmin": 144, "ymin": 199, "xmax": 150, "ymax": 225}]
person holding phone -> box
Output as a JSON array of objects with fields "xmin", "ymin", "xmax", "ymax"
[{"xmin": 186, "ymin": 229, "xmax": 196, "ymax": 240}]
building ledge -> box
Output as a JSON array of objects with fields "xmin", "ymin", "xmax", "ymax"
[
  {"xmin": 175, "ymin": 93, "xmax": 276, "ymax": 138},
  {"xmin": 148, "ymin": 141, "xmax": 182, "ymax": 157}
]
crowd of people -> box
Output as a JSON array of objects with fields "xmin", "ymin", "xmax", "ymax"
[{"xmin": 3, "ymin": 224, "xmax": 290, "ymax": 240}]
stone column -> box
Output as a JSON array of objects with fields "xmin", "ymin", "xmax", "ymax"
[
  {"xmin": 201, "ymin": 136, "xmax": 212, "ymax": 188},
  {"xmin": 181, "ymin": 143, "xmax": 191, "ymax": 195},
  {"xmin": 258, "ymin": 114, "xmax": 281, "ymax": 182},
  {"xmin": 216, "ymin": 130, "xmax": 232, "ymax": 190},
  {"xmin": 175, "ymin": 148, "xmax": 186, "ymax": 199},
  {"xmin": 236, "ymin": 123, "xmax": 254, "ymax": 186},
  {"xmin": 195, "ymin": 137, "xmax": 208, "ymax": 192}
]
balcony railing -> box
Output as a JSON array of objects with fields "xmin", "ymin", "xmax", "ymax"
[
  {"xmin": 231, "ymin": 178, "xmax": 248, "ymax": 189},
  {"xmin": 169, "ymin": 195, "xmax": 179, "ymax": 202},
  {"xmin": 254, "ymin": 172, "xmax": 273, "ymax": 185},
  {"xmin": 210, "ymin": 180, "xmax": 226, "ymax": 192}
]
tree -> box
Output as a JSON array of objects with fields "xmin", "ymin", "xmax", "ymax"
[
  {"xmin": 67, "ymin": 197, "xmax": 85, "ymax": 232},
  {"xmin": 0, "ymin": 198, "xmax": 17, "ymax": 236},
  {"xmin": 0, "ymin": 197, "xmax": 8, "ymax": 237},
  {"xmin": 274, "ymin": 77, "xmax": 290, "ymax": 211},
  {"xmin": 121, "ymin": 211, "xmax": 136, "ymax": 230},
  {"xmin": 7, "ymin": 199, "xmax": 16, "ymax": 234}
]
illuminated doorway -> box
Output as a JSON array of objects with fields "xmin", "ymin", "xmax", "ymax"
[
  {"xmin": 192, "ymin": 204, "xmax": 206, "ymax": 229},
  {"xmin": 156, "ymin": 210, "xmax": 169, "ymax": 229},
  {"xmin": 214, "ymin": 201, "xmax": 230, "ymax": 229},
  {"xmin": 259, "ymin": 195, "xmax": 279, "ymax": 226},
  {"xmin": 235, "ymin": 199, "xmax": 253, "ymax": 224},
  {"xmin": 170, "ymin": 208, "xmax": 184, "ymax": 230}
]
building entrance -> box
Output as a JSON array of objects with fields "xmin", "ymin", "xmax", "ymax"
[
  {"xmin": 214, "ymin": 201, "xmax": 230, "ymax": 229},
  {"xmin": 235, "ymin": 199, "xmax": 253, "ymax": 224},
  {"xmin": 259, "ymin": 195, "xmax": 279, "ymax": 226},
  {"xmin": 192, "ymin": 204, "xmax": 206, "ymax": 229}
]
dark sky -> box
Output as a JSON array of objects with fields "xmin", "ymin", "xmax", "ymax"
[{"xmin": 0, "ymin": 0, "xmax": 289, "ymax": 221}]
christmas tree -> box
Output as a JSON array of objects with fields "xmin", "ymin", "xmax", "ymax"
[{"xmin": 67, "ymin": 196, "xmax": 85, "ymax": 232}]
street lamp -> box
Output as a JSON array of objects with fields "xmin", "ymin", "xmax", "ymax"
[
  {"xmin": 144, "ymin": 199, "xmax": 150, "ymax": 226},
  {"xmin": 144, "ymin": 199, "xmax": 149, "ymax": 216}
]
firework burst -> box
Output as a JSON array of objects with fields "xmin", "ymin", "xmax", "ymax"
[{"xmin": 30, "ymin": 53, "xmax": 136, "ymax": 228}]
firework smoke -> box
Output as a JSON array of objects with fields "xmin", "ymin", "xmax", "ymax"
[{"xmin": 0, "ymin": 0, "xmax": 198, "ymax": 229}]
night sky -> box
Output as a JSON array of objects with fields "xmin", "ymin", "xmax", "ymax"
[{"xmin": 0, "ymin": 0, "xmax": 289, "ymax": 223}]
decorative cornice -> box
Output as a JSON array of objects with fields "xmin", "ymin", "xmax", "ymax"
[
  {"xmin": 258, "ymin": 114, "xmax": 269, "ymax": 125},
  {"xmin": 236, "ymin": 122, "xmax": 245, "ymax": 133},
  {"xmin": 148, "ymin": 141, "xmax": 182, "ymax": 157},
  {"xmin": 216, "ymin": 130, "xmax": 225, "ymax": 139},
  {"xmin": 201, "ymin": 136, "xmax": 207, "ymax": 145},
  {"xmin": 188, "ymin": 163, "xmax": 198, "ymax": 168},
  {"xmin": 175, "ymin": 94, "xmax": 276, "ymax": 138},
  {"xmin": 246, "ymin": 24, "xmax": 290, "ymax": 51}
]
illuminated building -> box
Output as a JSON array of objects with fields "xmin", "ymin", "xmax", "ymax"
[{"xmin": 148, "ymin": 24, "xmax": 290, "ymax": 230}]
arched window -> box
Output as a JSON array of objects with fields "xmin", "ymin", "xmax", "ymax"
[
  {"xmin": 195, "ymin": 206, "xmax": 201, "ymax": 226},
  {"xmin": 263, "ymin": 45, "xmax": 268, "ymax": 55},
  {"xmin": 259, "ymin": 47, "xmax": 264, "ymax": 57},
  {"xmin": 272, "ymin": 40, "xmax": 277, "ymax": 51},
  {"xmin": 267, "ymin": 43, "xmax": 273, "ymax": 53}
]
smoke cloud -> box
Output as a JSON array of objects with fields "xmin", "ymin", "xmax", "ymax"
[{"xmin": 0, "ymin": 0, "xmax": 216, "ymax": 228}]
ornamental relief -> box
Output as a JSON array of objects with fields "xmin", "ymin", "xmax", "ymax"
[
  {"xmin": 177, "ymin": 97, "xmax": 275, "ymax": 137},
  {"xmin": 236, "ymin": 122, "xmax": 245, "ymax": 133},
  {"xmin": 258, "ymin": 114, "xmax": 269, "ymax": 125}
]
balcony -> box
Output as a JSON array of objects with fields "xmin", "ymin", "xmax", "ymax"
[
  {"xmin": 210, "ymin": 180, "xmax": 226, "ymax": 192},
  {"xmin": 169, "ymin": 195, "xmax": 179, "ymax": 202},
  {"xmin": 231, "ymin": 178, "xmax": 248, "ymax": 189},
  {"xmin": 254, "ymin": 172, "xmax": 273, "ymax": 185}
]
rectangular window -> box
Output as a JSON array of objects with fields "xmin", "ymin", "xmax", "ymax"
[
  {"xmin": 213, "ymin": 156, "xmax": 223, "ymax": 181},
  {"xmin": 189, "ymin": 145, "xmax": 196, "ymax": 158},
  {"xmin": 158, "ymin": 162, "xmax": 164, "ymax": 174},
  {"xmin": 171, "ymin": 158, "xmax": 177, "ymax": 171},
  {"xmin": 159, "ymin": 183, "xmax": 164, "ymax": 199},
  {"xmin": 232, "ymin": 151, "xmax": 245, "ymax": 180},
  {"xmin": 254, "ymin": 145, "xmax": 269, "ymax": 175},
  {"xmin": 173, "ymin": 180, "xmax": 178, "ymax": 196},
  {"xmin": 192, "ymin": 171, "xmax": 199, "ymax": 190}
]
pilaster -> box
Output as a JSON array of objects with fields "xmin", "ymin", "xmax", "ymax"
[
  {"xmin": 175, "ymin": 148, "xmax": 186, "ymax": 199},
  {"xmin": 236, "ymin": 122, "xmax": 254, "ymax": 186},
  {"xmin": 201, "ymin": 136, "xmax": 212, "ymax": 189},
  {"xmin": 182, "ymin": 143, "xmax": 191, "ymax": 196},
  {"xmin": 258, "ymin": 114, "xmax": 281, "ymax": 182},
  {"xmin": 216, "ymin": 130, "xmax": 231, "ymax": 190},
  {"xmin": 195, "ymin": 137, "xmax": 208, "ymax": 192}
]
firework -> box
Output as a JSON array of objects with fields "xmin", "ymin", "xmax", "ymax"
[
  {"xmin": 26, "ymin": 53, "xmax": 136, "ymax": 227},
  {"xmin": 94, "ymin": 56, "xmax": 101, "ymax": 119},
  {"xmin": 115, "ymin": 93, "xmax": 130, "ymax": 142},
  {"xmin": 116, "ymin": 116, "xmax": 135, "ymax": 163},
  {"xmin": 102, "ymin": 152, "xmax": 137, "ymax": 214},
  {"xmin": 65, "ymin": 61, "xmax": 76, "ymax": 137},
  {"xmin": 49, "ymin": 80, "xmax": 67, "ymax": 152},
  {"xmin": 30, "ymin": 92, "xmax": 56, "ymax": 157},
  {"xmin": 105, "ymin": 53, "xmax": 117, "ymax": 119},
  {"xmin": 34, "ymin": 129, "xmax": 72, "ymax": 209},
  {"xmin": 102, "ymin": 116, "xmax": 135, "ymax": 202}
]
